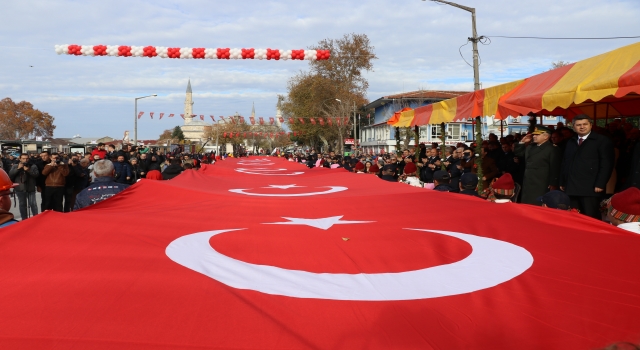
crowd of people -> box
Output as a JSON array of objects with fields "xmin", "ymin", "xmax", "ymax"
[
  {"xmin": 0, "ymin": 143, "xmax": 221, "ymax": 226},
  {"xmin": 1, "ymin": 115, "xmax": 639, "ymax": 232},
  {"xmin": 285, "ymin": 115, "xmax": 640, "ymax": 231}
]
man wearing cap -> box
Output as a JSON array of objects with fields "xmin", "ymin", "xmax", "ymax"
[
  {"xmin": 559, "ymin": 115, "xmax": 614, "ymax": 219},
  {"xmin": 433, "ymin": 170, "xmax": 453, "ymax": 192},
  {"xmin": 0, "ymin": 168, "xmax": 19, "ymax": 228},
  {"xmin": 515, "ymin": 125, "xmax": 561, "ymax": 205},
  {"xmin": 605, "ymin": 187, "xmax": 640, "ymax": 232},
  {"xmin": 488, "ymin": 173, "xmax": 516, "ymax": 202},
  {"xmin": 458, "ymin": 173, "xmax": 482, "ymax": 198},
  {"xmin": 380, "ymin": 164, "xmax": 397, "ymax": 182},
  {"xmin": 538, "ymin": 190, "xmax": 573, "ymax": 211}
]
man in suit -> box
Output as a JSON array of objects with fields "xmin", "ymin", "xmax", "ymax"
[
  {"xmin": 560, "ymin": 115, "xmax": 614, "ymax": 219},
  {"xmin": 514, "ymin": 126, "xmax": 561, "ymax": 205}
]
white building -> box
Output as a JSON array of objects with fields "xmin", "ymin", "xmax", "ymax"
[{"xmin": 180, "ymin": 79, "xmax": 211, "ymax": 144}]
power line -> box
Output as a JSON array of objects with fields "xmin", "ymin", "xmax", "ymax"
[{"xmin": 486, "ymin": 35, "xmax": 640, "ymax": 40}]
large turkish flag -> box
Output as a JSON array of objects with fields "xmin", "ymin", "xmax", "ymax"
[{"xmin": 0, "ymin": 158, "xmax": 638, "ymax": 349}]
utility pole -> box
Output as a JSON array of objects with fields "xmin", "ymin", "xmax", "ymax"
[{"xmin": 425, "ymin": 0, "xmax": 480, "ymax": 91}]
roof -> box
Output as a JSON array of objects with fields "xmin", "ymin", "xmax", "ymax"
[
  {"xmin": 365, "ymin": 90, "xmax": 470, "ymax": 110},
  {"xmin": 186, "ymin": 79, "xmax": 192, "ymax": 94}
]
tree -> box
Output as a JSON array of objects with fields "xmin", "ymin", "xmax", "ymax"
[
  {"xmin": 171, "ymin": 126, "xmax": 185, "ymax": 141},
  {"xmin": 281, "ymin": 33, "xmax": 376, "ymax": 153},
  {"xmin": 549, "ymin": 60, "xmax": 571, "ymax": 71},
  {"xmin": 0, "ymin": 98, "xmax": 55, "ymax": 139}
]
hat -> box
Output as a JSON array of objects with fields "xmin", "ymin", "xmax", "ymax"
[
  {"xmin": 0, "ymin": 169, "xmax": 18, "ymax": 196},
  {"xmin": 532, "ymin": 126, "xmax": 552, "ymax": 135},
  {"xmin": 403, "ymin": 162, "xmax": 417, "ymax": 174},
  {"xmin": 460, "ymin": 173, "xmax": 478, "ymax": 189},
  {"xmin": 354, "ymin": 162, "xmax": 365, "ymax": 171},
  {"xmin": 369, "ymin": 164, "xmax": 380, "ymax": 173},
  {"xmin": 491, "ymin": 174, "xmax": 515, "ymax": 195},
  {"xmin": 537, "ymin": 190, "xmax": 571, "ymax": 210},
  {"xmin": 434, "ymin": 170, "xmax": 450, "ymax": 181},
  {"xmin": 608, "ymin": 187, "xmax": 640, "ymax": 223}
]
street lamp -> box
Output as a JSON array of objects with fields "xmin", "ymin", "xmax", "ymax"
[
  {"xmin": 423, "ymin": 0, "xmax": 481, "ymax": 91},
  {"xmin": 134, "ymin": 94, "xmax": 157, "ymax": 146},
  {"xmin": 335, "ymin": 99, "xmax": 357, "ymax": 154}
]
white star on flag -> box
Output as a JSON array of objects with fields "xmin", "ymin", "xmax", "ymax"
[{"xmin": 263, "ymin": 216, "xmax": 373, "ymax": 230}]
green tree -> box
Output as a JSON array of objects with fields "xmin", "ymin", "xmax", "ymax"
[
  {"xmin": 171, "ymin": 126, "xmax": 185, "ymax": 141},
  {"xmin": 0, "ymin": 98, "xmax": 55, "ymax": 139}
]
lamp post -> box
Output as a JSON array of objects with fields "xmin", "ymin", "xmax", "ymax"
[
  {"xmin": 424, "ymin": 0, "xmax": 480, "ymax": 91},
  {"xmin": 134, "ymin": 94, "xmax": 157, "ymax": 146},
  {"xmin": 335, "ymin": 98, "xmax": 357, "ymax": 155}
]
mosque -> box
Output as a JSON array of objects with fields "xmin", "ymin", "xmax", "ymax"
[{"xmin": 180, "ymin": 79, "xmax": 210, "ymax": 144}]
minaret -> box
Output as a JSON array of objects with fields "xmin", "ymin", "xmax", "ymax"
[
  {"xmin": 251, "ymin": 102, "xmax": 256, "ymax": 121},
  {"xmin": 275, "ymin": 96, "xmax": 283, "ymax": 127},
  {"xmin": 184, "ymin": 79, "xmax": 194, "ymax": 124}
]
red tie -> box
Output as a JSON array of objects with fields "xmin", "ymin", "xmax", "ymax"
[{"xmin": 578, "ymin": 137, "xmax": 584, "ymax": 146}]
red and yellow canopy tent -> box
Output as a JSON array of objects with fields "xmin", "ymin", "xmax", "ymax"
[{"xmin": 388, "ymin": 41, "xmax": 640, "ymax": 127}]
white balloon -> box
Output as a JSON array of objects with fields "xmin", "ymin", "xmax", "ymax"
[
  {"xmin": 180, "ymin": 47, "xmax": 193, "ymax": 59},
  {"xmin": 156, "ymin": 46, "xmax": 168, "ymax": 58},
  {"xmin": 204, "ymin": 48, "xmax": 217, "ymax": 59},
  {"xmin": 106, "ymin": 45, "xmax": 119, "ymax": 56}
]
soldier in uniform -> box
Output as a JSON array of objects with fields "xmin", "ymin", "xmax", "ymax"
[{"xmin": 514, "ymin": 126, "xmax": 561, "ymax": 205}]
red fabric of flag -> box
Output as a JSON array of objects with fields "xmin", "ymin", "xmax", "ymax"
[
  {"xmin": 168, "ymin": 114, "xmax": 174, "ymax": 118},
  {"xmin": 327, "ymin": 118, "xmax": 333, "ymax": 126},
  {"xmin": 298, "ymin": 118, "xmax": 304, "ymax": 124},
  {"xmin": 200, "ymin": 115, "xmax": 204, "ymax": 121},
  {"xmin": 309, "ymin": 118, "xmax": 316, "ymax": 125},
  {"xmin": 259, "ymin": 117, "xmax": 264, "ymax": 125},
  {"xmin": 137, "ymin": 112, "xmax": 144, "ymax": 119},
  {"xmin": 288, "ymin": 117, "xmax": 295, "ymax": 124},
  {"xmin": 269, "ymin": 117, "xmax": 275, "ymax": 125},
  {"xmin": 149, "ymin": 112, "xmax": 154, "ymax": 119},
  {"xmin": 250, "ymin": 117, "xmax": 255, "ymax": 125},
  {"xmin": 0, "ymin": 159, "xmax": 637, "ymax": 349},
  {"xmin": 318, "ymin": 118, "xmax": 324, "ymax": 126},
  {"xmin": 159, "ymin": 113, "xmax": 165, "ymax": 120}
]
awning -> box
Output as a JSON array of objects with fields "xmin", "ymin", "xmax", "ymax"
[{"xmin": 400, "ymin": 41, "xmax": 640, "ymax": 125}]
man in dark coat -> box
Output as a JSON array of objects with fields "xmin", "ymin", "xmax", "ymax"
[
  {"xmin": 624, "ymin": 142, "xmax": 640, "ymax": 190},
  {"xmin": 514, "ymin": 126, "xmax": 561, "ymax": 205},
  {"xmin": 559, "ymin": 115, "xmax": 614, "ymax": 219}
]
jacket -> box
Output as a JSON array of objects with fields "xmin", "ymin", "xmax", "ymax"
[
  {"xmin": 624, "ymin": 142, "xmax": 640, "ymax": 190},
  {"xmin": 560, "ymin": 133, "xmax": 614, "ymax": 196},
  {"xmin": 162, "ymin": 164, "xmax": 183, "ymax": 180},
  {"xmin": 113, "ymin": 161, "xmax": 132, "ymax": 184},
  {"xmin": 515, "ymin": 141, "xmax": 561, "ymax": 205},
  {"xmin": 73, "ymin": 177, "xmax": 129, "ymax": 210},
  {"xmin": 8, "ymin": 163, "xmax": 39, "ymax": 192},
  {"xmin": 42, "ymin": 163, "xmax": 70, "ymax": 187}
]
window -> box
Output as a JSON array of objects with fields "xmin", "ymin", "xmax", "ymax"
[
  {"xmin": 431, "ymin": 125, "xmax": 442, "ymax": 139},
  {"xmin": 447, "ymin": 124, "xmax": 461, "ymax": 140}
]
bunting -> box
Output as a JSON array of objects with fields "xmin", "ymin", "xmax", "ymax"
[
  {"xmin": 159, "ymin": 113, "xmax": 164, "ymax": 120},
  {"xmin": 149, "ymin": 112, "xmax": 154, "ymax": 119},
  {"xmin": 269, "ymin": 117, "xmax": 275, "ymax": 125},
  {"xmin": 250, "ymin": 116, "xmax": 255, "ymax": 125},
  {"xmin": 137, "ymin": 112, "xmax": 144, "ymax": 119}
]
